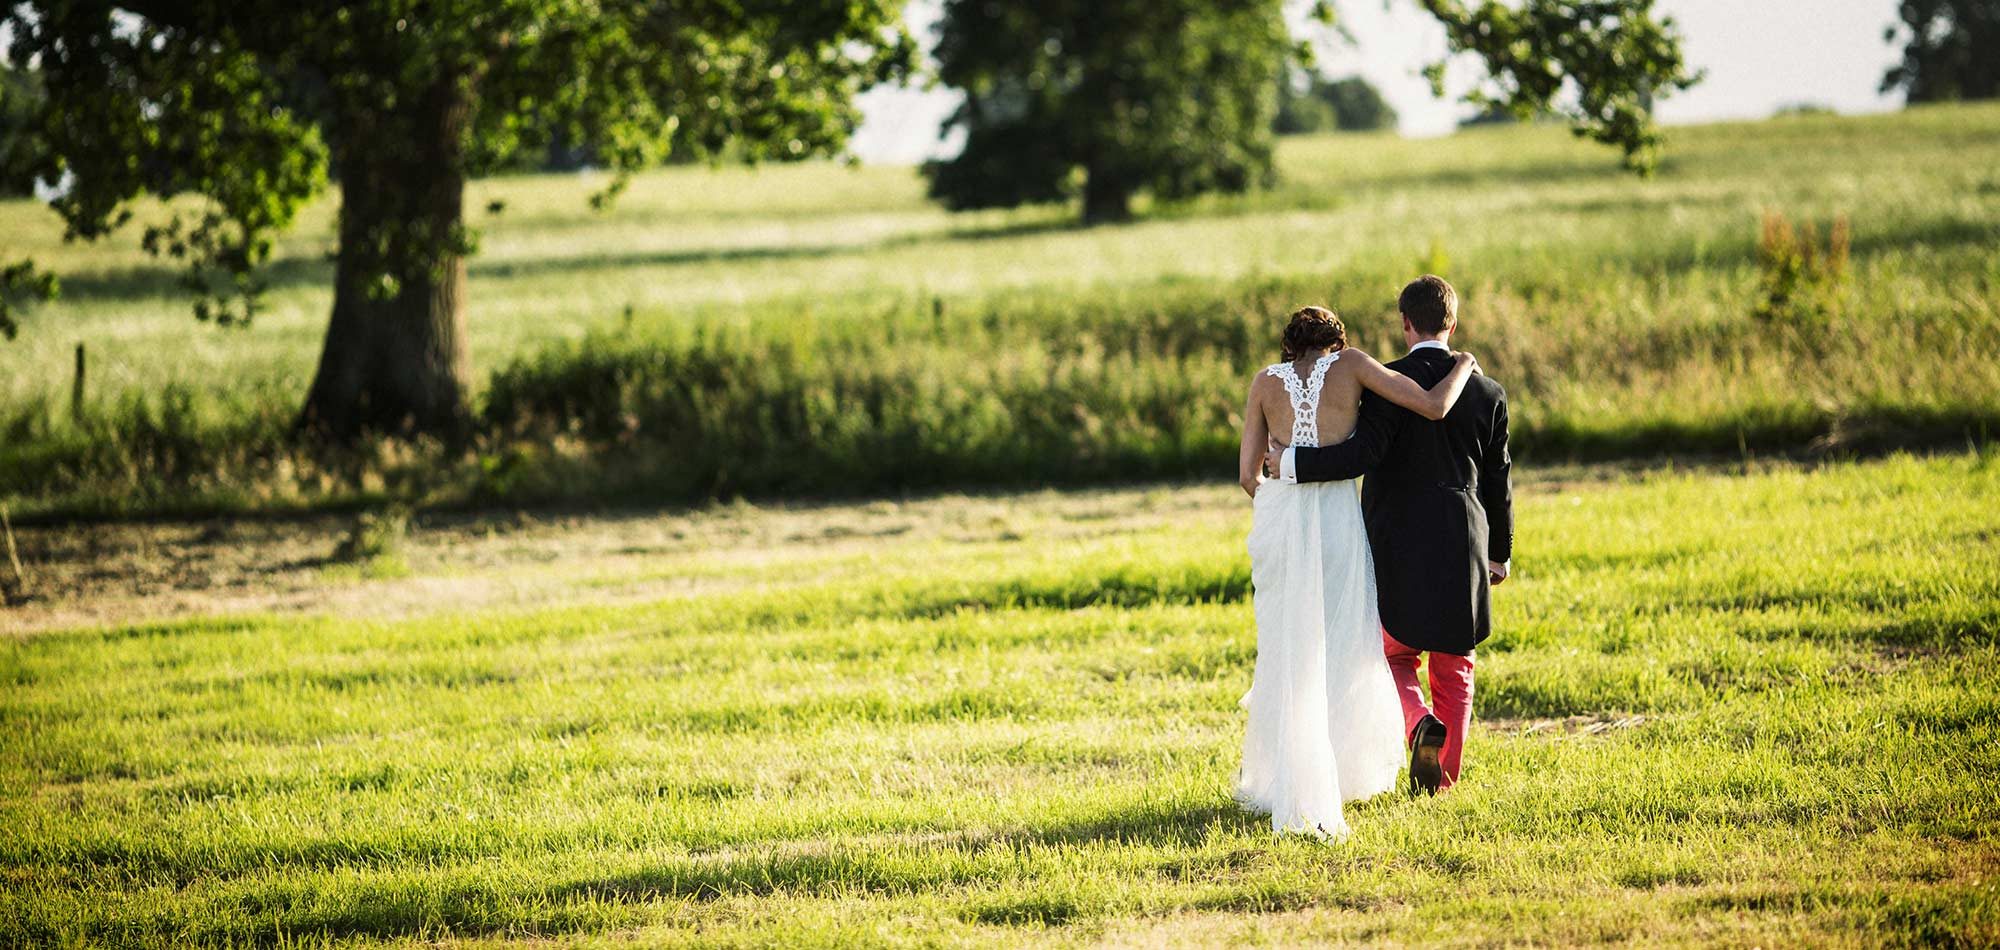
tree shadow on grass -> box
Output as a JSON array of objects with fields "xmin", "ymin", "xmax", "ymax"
[
  {"xmin": 1328, "ymin": 154, "xmax": 1640, "ymax": 196},
  {"xmin": 556, "ymin": 797, "xmax": 1262, "ymax": 906},
  {"xmin": 44, "ymin": 216, "xmax": 1090, "ymax": 305},
  {"xmin": 461, "ymin": 217, "xmax": 1085, "ymax": 281},
  {"xmin": 48, "ymin": 255, "xmax": 335, "ymax": 305},
  {"xmin": 186, "ymin": 798, "xmax": 1265, "ymax": 944}
]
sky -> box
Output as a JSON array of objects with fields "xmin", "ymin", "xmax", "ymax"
[{"xmin": 849, "ymin": 0, "xmax": 1908, "ymax": 165}]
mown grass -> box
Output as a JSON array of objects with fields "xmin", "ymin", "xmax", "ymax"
[
  {"xmin": 2, "ymin": 452, "xmax": 1996, "ymax": 946},
  {"xmin": 3, "ymin": 104, "xmax": 2000, "ymax": 517}
]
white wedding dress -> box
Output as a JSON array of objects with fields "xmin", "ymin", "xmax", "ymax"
[{"xmin": 1237, "ymin": 352, "xmax": 1407, "ymax": 839}]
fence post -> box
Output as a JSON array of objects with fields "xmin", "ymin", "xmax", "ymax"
[
  {"xmin": 72, "ymin": 342, "xmax": 86, "ymax": 422},
  {"xmin": 0, "ymin": 505, "xmax": 24, "ymax": 598}
]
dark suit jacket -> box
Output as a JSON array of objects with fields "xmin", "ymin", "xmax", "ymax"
[{"xmin": 1293, "ymin": 346, "xmax": 1512, "ymax": 655}]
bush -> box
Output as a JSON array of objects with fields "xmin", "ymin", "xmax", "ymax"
[{"xmin": 1754, "ymin": 211, "xmax": 1850, "ymax": 330}]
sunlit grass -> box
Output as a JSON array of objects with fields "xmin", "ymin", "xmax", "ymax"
[{"xmin": 2, "ymin": 452, "xmax": 1996, "ymax": 945}]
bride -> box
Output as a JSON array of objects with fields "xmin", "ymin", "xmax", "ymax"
[{"xmin": 1234, "ymin": 305, "xmax": 1477, "ymax": 838}]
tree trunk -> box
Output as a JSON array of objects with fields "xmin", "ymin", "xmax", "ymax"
[
  {"xmin": 1082, "ymin": 166, "xmax": 1133, "ymax": 224},
  {"xmin": 298, "ymin": 73, "xmax": 475, "ymax": 441}
]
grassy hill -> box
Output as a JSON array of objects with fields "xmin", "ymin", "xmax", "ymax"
[{"xmin": 2, "ymin": 104, "xmax": 1999, "ymax": 516}]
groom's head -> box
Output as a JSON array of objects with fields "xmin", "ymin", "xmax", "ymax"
[{"xmin": 1399, "ymin": 275, "xmax": 1458, "ymax": 346}]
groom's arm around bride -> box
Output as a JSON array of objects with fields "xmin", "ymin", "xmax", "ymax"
[{"xmin": 1265, "ymin": 284, "xmax": 1514, "ymax": 588}]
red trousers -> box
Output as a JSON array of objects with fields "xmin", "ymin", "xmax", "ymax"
[{"xmin": 1382, "ymin": 629, "xmax": 1475, "ymax": 789}]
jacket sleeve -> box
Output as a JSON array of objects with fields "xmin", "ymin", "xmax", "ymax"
[
  {"xmin": 1480, "ymin": 394, "xmax": 1513, "ymax": 563},
  {"xmin": 1294, "ymin": 389, "xmax": 1402, "ymax": 483}
]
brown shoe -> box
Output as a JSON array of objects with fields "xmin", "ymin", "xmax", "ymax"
[{"xmin": 1409, "ymin": 715, "xmax": 1447, "ymax": 795}]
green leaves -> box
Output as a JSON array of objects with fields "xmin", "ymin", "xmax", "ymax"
[
  {"xmin": 0, "ymin": 259, "xmax": 58, "ymax": 341},
  {"xmin": 1418, "ymin": 0, "xmax": 1701, "ymax": 175},
  {"xmin": 6, "ymin": 3, "xmax": 324, "ymax": 331},
  {"xmin": 1882, "ymin": 0, "xmax": 2000, "ymax": 103},
  {"xmin": 1, "ymin": 0, "xmax": 915, "ymax": 337},
  {"xmin": 0, "ymin": 62, "xmax": 46, "ymax": 197},
  {"xmin": 925, "ymin": 0, "xmax": 1294, "ymax": 221},
  {"xmin": 924, "ymin": 0, "xmax": 1697, "ymax": 222}
]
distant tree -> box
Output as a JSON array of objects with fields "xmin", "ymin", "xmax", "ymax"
[
  {"xmin": 0, "ymin": 61, "xmax": 43, "ymax": 197},
  {"xmin": 1457, "ymin": 104, "xmax": 1519, "ymax": 128},
  {"xmin": 1882, "ymin": 0, "xmax": 2000, "ymax": 103},
  {"xmin": 1456, "ymin": 103, "xmax": 1560, "ymax": 128},
  {"xmin": 925, "ymin": 0, "xmax": 1293, "ymax": 224},
  {"xmin": 925, "ymin": 0, "xmax": 1698, "ymax": 224},
  {"xmin": 0, "ymin": 2, "xmax": 914, "ymax": 438},
  {"xmin": 1275, "ymin": 74, "xmax": 1397, "ymax": 135}
]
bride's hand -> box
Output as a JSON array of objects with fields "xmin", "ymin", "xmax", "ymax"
[
  {"xmin": 1240, "ymin": 474, "xmax": 1260, "ymax": 498},
  {"xmin": 1454, "ymin": 351, "xmax": 1481, "ymax": 375}
]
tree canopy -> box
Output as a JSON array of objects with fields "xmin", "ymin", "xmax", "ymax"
[
  {"xmin": 0, "ymin": 0, "xmax": 914, "ymax": 432},
  {"xmin": 1417, "ymin": 0, "xmax": 1698, "ymax": 173},
  {"xmin": 0, "ymin": 61, "xmax": 43, "ymax": 198},
  {"xmin": 925, "ymin": 0, "xmax": 1698, "ymax": 223},
  {"xmin": 924, "ymin": 0, "xmax": 1293, "ymax": 223},
  {"xmin": 1882, "ymin": 0, "xmax": 2000, "ymax": 103}
]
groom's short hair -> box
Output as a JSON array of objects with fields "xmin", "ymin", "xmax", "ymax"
[{"xmin": 1399, "ymin": 275, "xmax": 1458, "ymax": 335}]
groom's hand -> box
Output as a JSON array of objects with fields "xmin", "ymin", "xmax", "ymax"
[
  {"xmin": 1488, "ymin": 560, "xmax": 1509, "ymax": 586},
  {"xmin": 1262, "ymin": 443, "xmax": 1285, "ymax": 478}
]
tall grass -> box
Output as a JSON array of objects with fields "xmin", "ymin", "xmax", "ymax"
[{"xmin": 3, "ymin": 104, "xmax": 1999, "ymax": 517}]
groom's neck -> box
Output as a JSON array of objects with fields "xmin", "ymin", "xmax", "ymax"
[
  {"xmin": 1400, "ymin": 314, "xmax": 1452, "ymax": 350},
  {"xmin": 1404, "ymin": 331, "xmax": 1450, "ymax": 350}
]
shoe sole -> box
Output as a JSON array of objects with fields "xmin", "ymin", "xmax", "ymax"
[{"xmin": 1411, "ymin": 724, "xmax": 1445, "ymax": 795}]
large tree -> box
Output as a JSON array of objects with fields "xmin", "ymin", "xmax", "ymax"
[
  {"xmin": 925, "ymin": 0, "xmax": 1698, "ymax": 223},
  {"xmin": 0, "ymin": 1, "xmax": 913, "ymax": 437},
  {"xmin": 925, "ymin": 0, "xmax": 1292, "ymax": 224},
  {"xmin": 1882, "ymin": 0, "xmax": 2000, "ymax": 103}
]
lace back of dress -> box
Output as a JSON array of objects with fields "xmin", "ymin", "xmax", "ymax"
[{"xmin": 1266, "ymin": 352, "xmax": 1340, "ymax": 448}]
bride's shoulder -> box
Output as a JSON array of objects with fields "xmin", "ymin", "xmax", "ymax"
[
  {"xmin": 1248, "ymin": 363, "xmax": 1289, "ymax": 396},
  {"xmin": 1332, "ymin": 347, "xmax": 1380, "ymax": 369}
]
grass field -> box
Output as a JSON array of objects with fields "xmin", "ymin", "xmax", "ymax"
[
  {"xmin": 2, "ymin": 100, "xmax": 1998, "ymax": 946},
  {"xmin": 3, "ymin": 451, "xmax": 1997, "ymax": 946},
  {"xmin": 4, "ymin": 104, "xmax": 2000, "ymax": 516}
]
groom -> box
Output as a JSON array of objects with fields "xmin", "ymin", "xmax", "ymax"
[{"xmin": 1265, "ymin": 275, "xmax": 1512, "ymax": 794}]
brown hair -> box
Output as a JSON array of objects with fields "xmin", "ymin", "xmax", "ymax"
[
  {"xmin": 1398, "ymin": 275, "xmax": 1459, "ymax": 335},
  {"xmin": 1281, "ymin": 306, "xmax": 1348, "ymax": 362}
]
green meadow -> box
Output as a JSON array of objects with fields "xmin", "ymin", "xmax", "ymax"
[
  {"xmin": 2, "ymin": 453, "xmax": 1997, "ymax": 945},
  {"xmin": 2, "ymin": 101, "xmax": 1998, "ymax": 947},
  {"xmin": 3, "ymin": 104, "xmax": 2000, "ymax": 516}
]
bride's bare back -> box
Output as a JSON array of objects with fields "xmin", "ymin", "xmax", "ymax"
[
  {"xmin": 1238, "ymin": 344, "xmax": 1478, "ymax": 496},
  {"xmin": 1254, "ymin": 354, "xmax": 1367, "ymax": 449}
]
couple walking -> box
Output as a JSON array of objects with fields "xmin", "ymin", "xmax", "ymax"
[{"xmin": 1234, "ymin": 275, "xmax": 1514, "ymax": 839}]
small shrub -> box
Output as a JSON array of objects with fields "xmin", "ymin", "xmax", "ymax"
[{"xmin": 1754, "ymin": 210, "xmax": 1849, "ymax": 329}]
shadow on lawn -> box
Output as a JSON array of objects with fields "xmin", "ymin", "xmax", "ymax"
[
  {"xmin": 46, "ymin": 216, "xmax": 1089, "ymax": 305},
  {"xmin": 555, "ymin": 798, "xmax": 1262, "ymax": 906},
  {"xmin": 207, "ymin": 799, "xmax": 1264, "ymax": 943}
]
